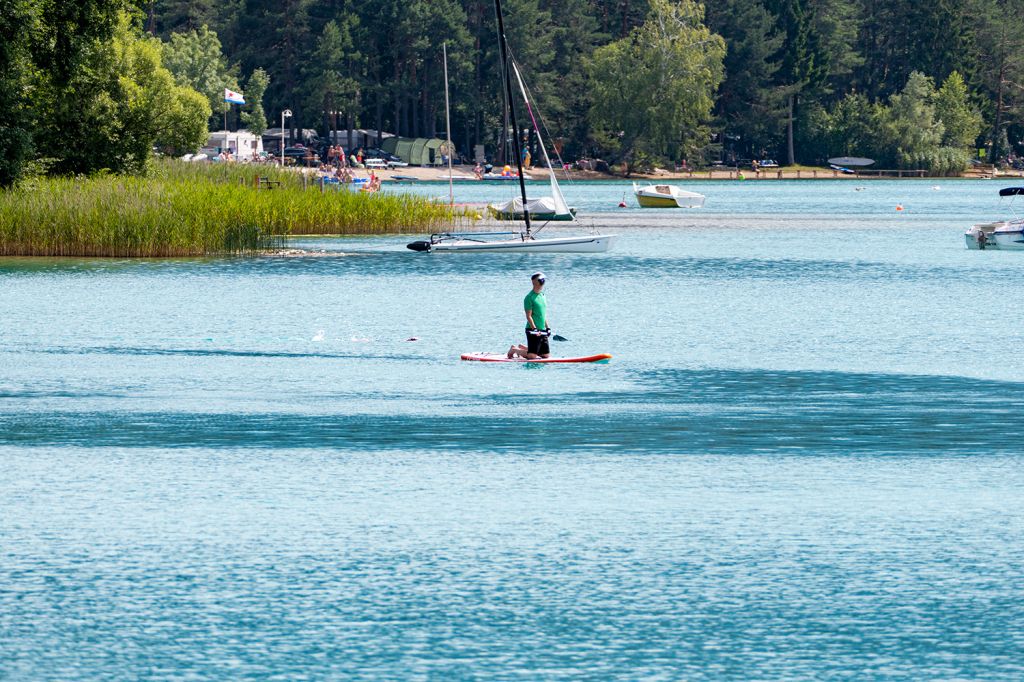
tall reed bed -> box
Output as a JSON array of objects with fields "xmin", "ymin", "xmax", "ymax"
[{"xmin": 0, "ymin": 161, "xmax": 458, "ymax": 257}]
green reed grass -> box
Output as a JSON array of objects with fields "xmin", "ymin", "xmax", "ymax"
[{"xmin": 0, "ymin": 160, "xmax": 460, "ymax": 257}]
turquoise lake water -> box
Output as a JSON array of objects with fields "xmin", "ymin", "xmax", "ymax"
[{"xmin": 3, "ymin": 179, "xmax": 1024, "ymax": 679}]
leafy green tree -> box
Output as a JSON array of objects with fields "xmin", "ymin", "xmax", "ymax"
[
  {"xmin": 588, "ymin": 0, "xmax": 725, "ymax": 172},
  {"xmin": 805, "ymin": 92, "xmax": 884, "ymax": 160},
  {"xmin": 161, "ymin": 25, "xmax": 239, "ymax": 129},
  {"xmin": 0, "ymin": 0, "xmax": 36, "ymax": 185},
  {"xmin": 885, "ymin": 71, "xmax": 944, "ymax": 167},
  {"xmin": 24, "ymin": 0, "xmax": 127, "ymax": 176},
  {"xmin": 31, "ymin": 12, "xmax": 210, "ymax": 173},
  {"xmin": 240, "ymin": 67, "xmax": 269, "ymax": 136}
]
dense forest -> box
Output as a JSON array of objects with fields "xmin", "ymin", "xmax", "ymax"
[{"xmin": 2, "ymin": 0, "xmax": 1023, "ymax": 185}]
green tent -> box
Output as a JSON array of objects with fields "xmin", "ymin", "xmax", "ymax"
[
  {"xmin": 381, "ymin": 137, "xmax": 398, "ymax": 155},
  {"xmin": 425, "ymin": 139, "xmax": 444, "ymax": 165},
  {"xmin": 410, "ymin": 138, "xmax": 430, "ymax": 166},
  {"xmin": 395, "ymin": 138, "xmax": 415, "ymax": 163}
]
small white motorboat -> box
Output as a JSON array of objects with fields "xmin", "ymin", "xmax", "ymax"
[
  {"xmin": 633, "ymin": 182, "xmax": 705, "ymax": 208},
  {"xmin": 966, "ymin": 187, "xmax": 1024, "ymax": 250}
]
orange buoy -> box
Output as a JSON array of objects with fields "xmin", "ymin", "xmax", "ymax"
[{"xmin": 896, "ymin": 204, "xmax": 904, "ymax": 211}]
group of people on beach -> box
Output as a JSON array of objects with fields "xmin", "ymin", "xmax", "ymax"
[
  {"xmin": 326, "ymin": 145, "xmax": 369, "ymax": 169},
  {"xmin": 315, "ymin": 163, "xmax": 380, "ymax": 192}
]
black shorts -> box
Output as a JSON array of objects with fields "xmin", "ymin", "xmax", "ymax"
[{"xmin": 526, "ymin": 329, "xmax": 550, "ymax": 356}]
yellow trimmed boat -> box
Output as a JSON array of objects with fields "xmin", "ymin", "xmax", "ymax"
[{"xmin": 633, "ymin": 182, "xmax": 705, "ymax": 208}]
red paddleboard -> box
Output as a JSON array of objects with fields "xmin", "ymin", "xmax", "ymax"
[{"xmin": 461, "ymin": 352, "xmax": 612, "ymax": 364}]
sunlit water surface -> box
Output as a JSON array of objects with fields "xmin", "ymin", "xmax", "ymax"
[{"xmin": 2, "ymin": 180, "xmax": 1023, "ymax": 679}]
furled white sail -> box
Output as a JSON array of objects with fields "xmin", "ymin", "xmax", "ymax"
[{"xmin": 511, "ymin": 61, "xmax": 572, "ymax": 220}]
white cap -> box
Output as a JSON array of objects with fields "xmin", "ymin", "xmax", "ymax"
[{"xmin": 531, "ymin": 271, "xmax": 546, "ymax": 281}]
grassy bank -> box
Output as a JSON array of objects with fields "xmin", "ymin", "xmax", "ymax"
[{"xmin": 0, "ymin": 161, "xmax": 458, "ymax": 257}]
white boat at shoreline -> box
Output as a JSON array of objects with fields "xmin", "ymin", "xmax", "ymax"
[
  {"xmin": 633, "ymin": 182, "xmax": 705, "ymax": 208},
  {"xmin": 966, "ymin": 187, "xmax": 1024, "ymax": 250}
]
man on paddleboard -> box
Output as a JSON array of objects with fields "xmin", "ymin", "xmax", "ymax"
[{"xmin": 508, "ymin": 272, "xmax": 551, "ymax": 359}]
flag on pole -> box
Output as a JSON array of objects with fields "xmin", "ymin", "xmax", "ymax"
[{"xmin": 224, "ymin": 89, "xmax": 245, "ymax": 105}]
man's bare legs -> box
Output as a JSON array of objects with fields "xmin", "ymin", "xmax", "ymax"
[{"xmin": 507, "ymin": 344, "xmax": 528, "ymax": 358}]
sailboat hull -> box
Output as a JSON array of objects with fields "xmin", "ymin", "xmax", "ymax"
[
  {"xmin": 488, "ymin": 206, "xmax": 578, "ymax": 221},
  {"xmin": 430, "ymin": 234, "xmax": 615, "ymax": 253}
]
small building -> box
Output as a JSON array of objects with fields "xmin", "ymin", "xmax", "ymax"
[
  {"xmin": 263, "ymin": 128, "xmax": 320, "ymax": 153},
  {"xmin": 327, "ymin": 129, "xmax": 394, "ymax": 151},
  {"xmin": 206, "ymin": 130, "xmax": 263, "ymax": 157}
]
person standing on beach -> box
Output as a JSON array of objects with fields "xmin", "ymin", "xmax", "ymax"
[{"xmin": 508, "ymin": 272, "xmax": 550, "ymax": 359}]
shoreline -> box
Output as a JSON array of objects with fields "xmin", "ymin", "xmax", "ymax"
[{"xmin": 350, "ymin": 165, "xmax": 1024, "ymax": 183}]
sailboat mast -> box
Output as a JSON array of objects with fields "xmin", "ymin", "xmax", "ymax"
[
  {"xmin": 494, "ymin": 0, "xmax": 531, "ymax": 234},
  {"xmin": 443, "ymin": 42, "xmax": 454, "ymax": 207}
]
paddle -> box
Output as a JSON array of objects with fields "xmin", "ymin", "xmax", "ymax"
[{"xmin": 530, "ymin": 329, "xmax": 568, "ymax": 342}]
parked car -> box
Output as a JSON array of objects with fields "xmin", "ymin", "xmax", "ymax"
[
  {"xmin": 364, "ymin": 148, "xmax": 409, "ymax": 167},
  {"xmin": 281, "ymin": 146, "xmax": 318, "ymax": 165}
]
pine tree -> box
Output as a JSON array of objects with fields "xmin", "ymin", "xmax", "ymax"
[
  {"xmin": 153, "ymin": 0, "xmax": 215, "ymax": 34},
  {"xmin": 542, "ymin": 0, "xmax": 606, "ymax": 159},
  {"xmin": 303, "ymin": 19, "xmax": 361, "ymax": 147},
  {"xmin": 764, "ymin": 0, "xmax": 829, "ymax": 164},
  {"xmin": 235, "ymin": 0, "xmax": 312, "ymax": 132},
  {"xmin": 970, "ymin": 0, "xmax": 1024, "ymax": 161},
  {"xmin": 706, "ymin": 0, "xmax": 786, "ymax": 160}
]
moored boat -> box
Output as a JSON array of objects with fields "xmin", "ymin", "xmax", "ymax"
[
  {"xmin": 487, "ymin": 196, "xmax": 577, "ymax": 221},
  {"xmin": 633, "ymin": 182, "xmax": 705, "ymax": 208},
  {"xmin": 966, "ymin": 188, "xmax": 1024, "ymax": 250}
]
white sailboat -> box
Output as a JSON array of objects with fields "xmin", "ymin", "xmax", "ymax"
[
  {"xmin": 488, "ymin": 62, "xmax": 578, "ymax": 222},
  {"xmin": 407, "ymin": 0, "xmax": 614, "ymax": 254}
]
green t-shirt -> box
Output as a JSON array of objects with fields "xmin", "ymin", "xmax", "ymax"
[{"xmin": 524, "ymin": 290, "xmax": 547, "ymax": 329}]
